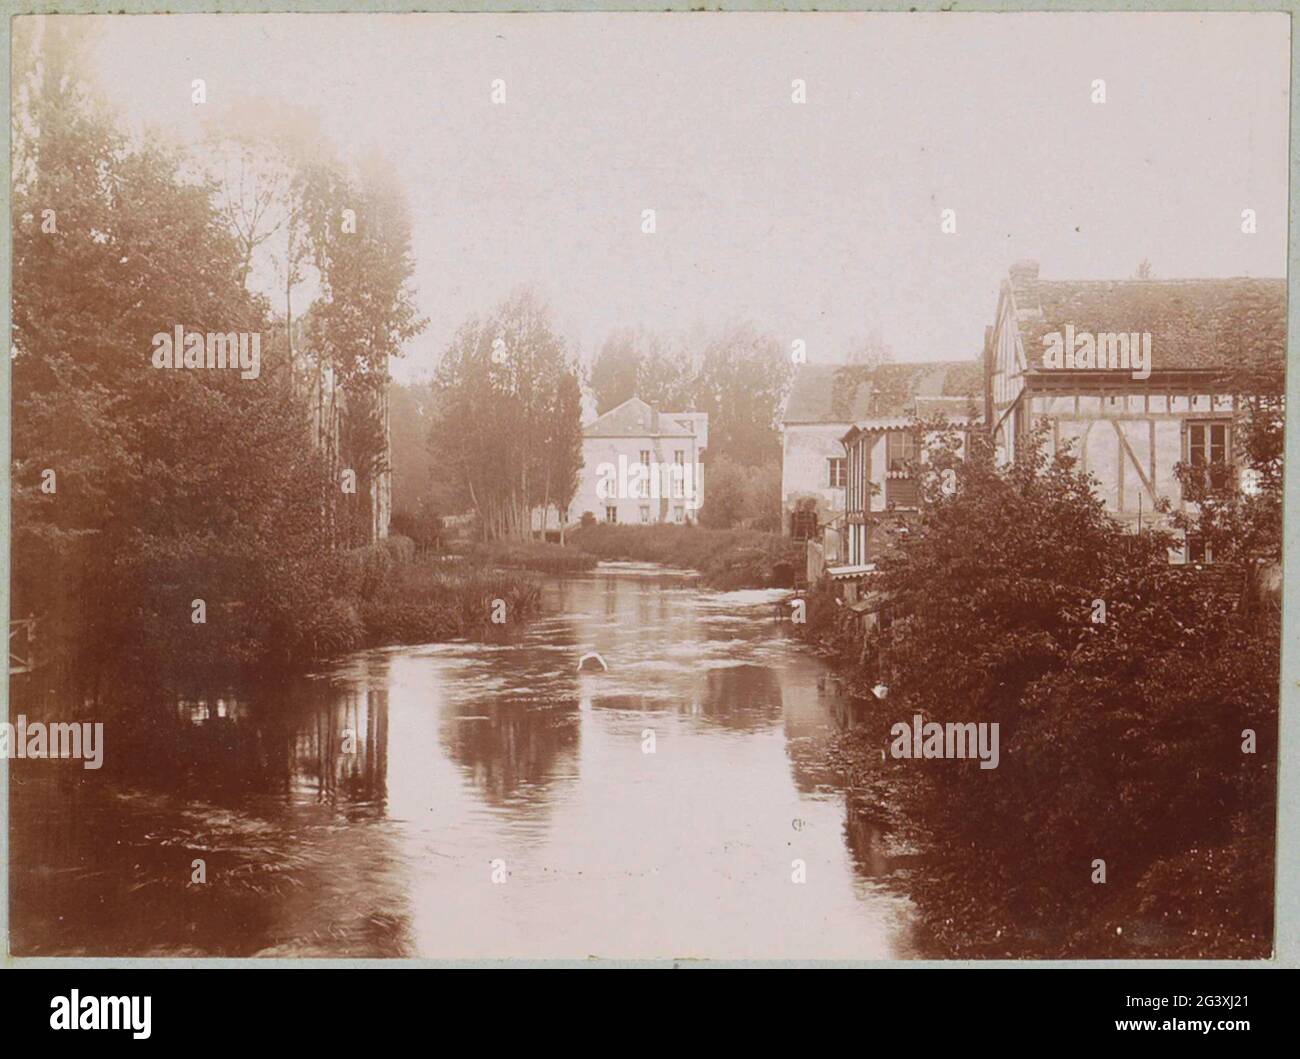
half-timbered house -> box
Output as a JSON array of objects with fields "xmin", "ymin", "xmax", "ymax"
[{"xmin": 986, "ymin": 261, "xmax": 1286, "ymax": 560}]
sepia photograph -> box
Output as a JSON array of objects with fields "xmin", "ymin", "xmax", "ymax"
[{"xmin": 2, "ymin": 4, "xmax": 1291, "ymax": 988}]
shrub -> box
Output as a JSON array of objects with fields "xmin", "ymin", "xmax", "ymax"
[
  {"xmin": 567, "ymin": 522, "xmax": 800, "ymax": 588},
  {"xmin": 839, "ymin": 425, "xmax": 1278, "ymax": 957},
  {"xmin": 465, "ymin": 539, "xmax": 597, "ymax": 575}
]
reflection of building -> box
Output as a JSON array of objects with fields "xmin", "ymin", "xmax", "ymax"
[{"xmin": 572, "ymin": 398, "xmax": 708, "ymax": 526}]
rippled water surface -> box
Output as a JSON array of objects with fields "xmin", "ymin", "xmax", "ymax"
[{"xmin": 10, "ymin": 565, "xmax": 918, "ymax": 959}]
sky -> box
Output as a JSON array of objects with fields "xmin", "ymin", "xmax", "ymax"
[{"xmin": 68, "ymin": 11, "xmax": 1291, "ymax": 382}]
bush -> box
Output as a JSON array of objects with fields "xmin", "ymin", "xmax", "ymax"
[
  {"xmin": 465, "ymin": 539, "xmax": 597, "ymax": 575},
  {"xmin": 360, "ymin": 560, "xmax": 544, "ymax": 643},
  {"xmin": 832, "ymin": 426, "xmax": 1278, "ymax": 957},
  {"xmin": 568, "ymin": 522, "xmax": 800, "ymax": 588},
  {"xmin": 697, "ymin": 455, "xmax": 781, "ymax": 530},
  {"xmin": 284, "ymin": 597, "xmax": 366, "ymax": 662}
]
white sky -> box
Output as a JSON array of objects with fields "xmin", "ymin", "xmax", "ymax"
[{"xmin": 73, "ymin": 11, "xmax": 1290, "ymax": 382}]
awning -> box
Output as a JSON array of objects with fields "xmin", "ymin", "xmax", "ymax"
[{"xmin": 825, "ymin": 563, "xmax": 876, "ymax": 581}]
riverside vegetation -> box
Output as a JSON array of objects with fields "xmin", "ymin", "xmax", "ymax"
[
  {"xmin": 10, "ymin": 23, "xmax": 439, "ymax": 705},
  {"xmin": 793, "ymin": 412, "xmax": 1281, "ymax": 959},
  {"xmin": 567, "ymin": 523, "xmax": 801, "ymax": 589}
]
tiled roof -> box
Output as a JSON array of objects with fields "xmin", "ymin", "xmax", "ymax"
[
  {"xmin": 584, "ymin": 397, "xmax": 699, "ymax": 438},
  {"xmin": 781, "ymin": 360, "xmax": 982, "ymax": 424},
  {"xmin": 1005, "ymin": 264, "xmax": 1286, "ymax": 372},
  {"xmin": 914, "ymin": 395, "xmax": 980, "ymax": 420}
]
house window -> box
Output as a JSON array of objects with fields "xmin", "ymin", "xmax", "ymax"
[
  {"xmin": 828, "ymin": 457, "xmax": 847, "ymax": 488},
  {"xmin": 1185, "ymin": 534, "xmax": 1213, "ymax": 564},
  {"xmin": 1187, "ymin": 421, "xmax": 1231, "ymax": 491},
  {"xmin": 605, "ymin": 506, "xmax": 618, "ymax": 524},
  {"xmin": 887, "ymin": 431, "xmax": 915, "ymax": 472},
  {"xmin": 639, "ymin": 450, "xmax": 651, "ymax": 467},
  {"xmin": 674, "ymin": 450, "xmax": 685, "ymax": 465},
  {"xmin": 640, "ymin": 505, "xmax": 651, "ymax": 524}
]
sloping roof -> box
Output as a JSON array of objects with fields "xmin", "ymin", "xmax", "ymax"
[
  {"xmin": 914, "ymin": 395, "xmax": 981, "ymax": 420},
  {"xmin": 584, "ymin": 397, "xmax": 698, "ymax": 438},
  {"xmin": 781, "ymin": 360, "xmax": 982, "ymax": 425},
  {"xmin": 1005, "ymin": 265, "xmax": 1287, "ymax": 372}
]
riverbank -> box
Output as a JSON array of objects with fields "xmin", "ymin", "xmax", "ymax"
[
  {"xmin": 12, "ymin": 562, "xmax": 912, "ymax": 959},
  {"xmin": 19, "ymin": 536, "xmax": 551, "ymax": 704},
  {"xmin": 464, "ymin": 539, "xmax": 598, "ymax": 575},
  {"xmin": 290, "ymin": 536, "xmax": 546, "ymax": 661},
  {"xmin": 793, "ymin": 558, "xmax": 1276, "ymax": 960},
  {"xmin": 567, "ymin": 523, "xmax": 800, "ymax": 589}
]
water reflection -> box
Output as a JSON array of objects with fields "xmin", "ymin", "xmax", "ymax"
[{"xmin": 10, "ymin": 567, "xmax": 919, "ymax": 958}]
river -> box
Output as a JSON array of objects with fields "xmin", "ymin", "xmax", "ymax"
[{"xmin": 9, "ymin": 564, "xmax": 920, "ymax": 959}]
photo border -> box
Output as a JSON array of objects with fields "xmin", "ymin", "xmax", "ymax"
[{"xmin": 2, "ymin": 0, "xmax": 1295, "ymax": 970}]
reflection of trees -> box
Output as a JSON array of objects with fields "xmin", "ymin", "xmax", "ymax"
[
  {"xmin": 589, "ymin": 693, "xmax": 664, "ymax": 713},
  {"xmin": 782, "ymin": 677, "xmax": 868, "ymax": 796},
  {"xmin": 697, "ymin": 664, "xmax": 783, "ymax": 730},
  {"xmin": 10, "ymin": 745, "xmax": 413, "ymax": 956},
  {"xmin": 843, "ymin": 793, "xmax": 895, "ymax": 879},
  {"xmin": 439, "ymin": 699, "xmax": 581, "ymax": 809},
  {"xmin": 290, "ymin": 684, "xmax": 389, "ymax": 812},
  {"xmin": 101, "ymin": 671, "xmax": 392, "ymax": 816},
  {"xmin": 14, "ymin": 654, "xmax": 414, "ymax": 955}
]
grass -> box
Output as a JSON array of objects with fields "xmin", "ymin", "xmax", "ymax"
[
  {"xmin": 282, "ymin": 542, "xmax": 546, "ymax": 659},
  {"xmin": 359, "ymin": 558, "xmax": 543, "ymax": 645},
  {"xmin": 567, "ymin": 522, "xmax": 801, "ymax": 589},
  {"xmin": 465, "ymin": 539, "xmax": 598, "ymax": 575}
]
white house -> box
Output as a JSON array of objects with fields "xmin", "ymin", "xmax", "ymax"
[
  {"xmin": 779, "ymin": 366, "xmax": 872, "ymax": 540},
  {"xmin": 572, "ymin": 398, "xmax": 708, "ymax": 526}
]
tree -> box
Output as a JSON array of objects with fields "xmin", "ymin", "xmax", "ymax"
[
  {"xmin": 589, "ymin": 329, "xmax": 642, "ymax": 414},
  {"xmin": 10, "ymin": 17, "xmax": 340, "ymax": 693},
  {"xmin": 200, "ymin": 97, "xmax": 329, "ymax": 379},
  {"xmin": 430, "ymin": 290, "xmax": 581, "ymax": 541},
  {"xmin": 848, "ymin": 423, "xmax": 1277, "ymax": 956},
  {"xmin": 697, "ymin": 455, "xmax": 780, "ymax": 530},
  {"xmin": 545, "ymin": 370, "xmax": 585, "ymax": 545},
  {"xmin": 842, "ymin": 327, "xmax": 895, "ymax": 368},
  {"xmin": 303, "ymin": 157, "xmax": 426, "ymax": 545},
  {"xmin": 590, "ymin": 326, "xmax": 694, "ymax": 414},
  {"xmin": 694, "ymin": 323, "xmax": 791, "ymax": 466}
]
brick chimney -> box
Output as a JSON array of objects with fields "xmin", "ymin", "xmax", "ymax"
[{"xmin": 1008, "ymin": 259, "xmax": 1040, "ymax": 285}]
